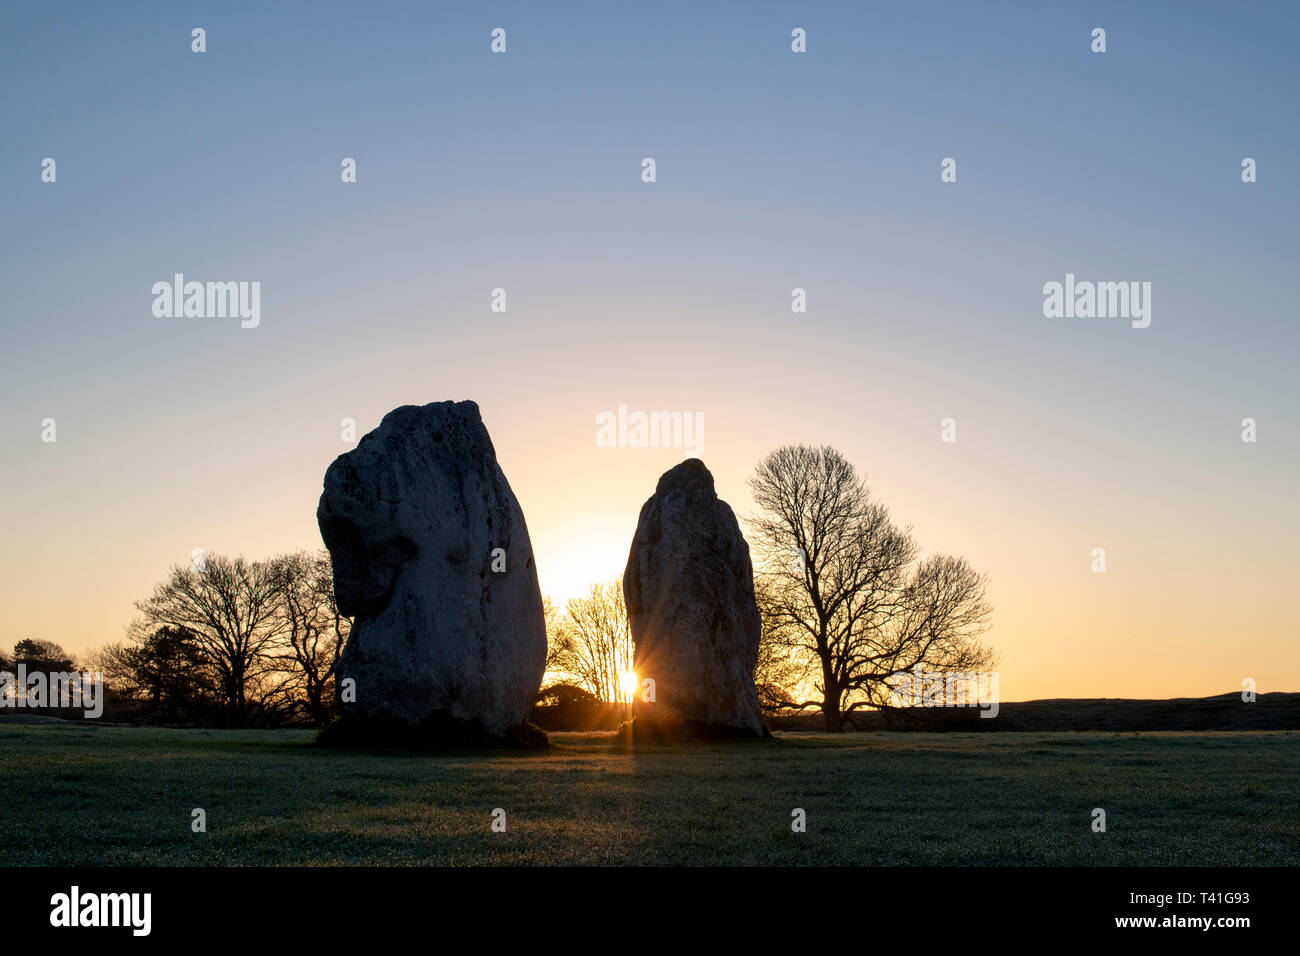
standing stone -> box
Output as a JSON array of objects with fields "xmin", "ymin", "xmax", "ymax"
[
  {"xmin": 623, "ymin": 459, "xmax": 764, "ymax": 737},
  {"xmin": 317, "ymin": 400, "xmax": 546, "ymax": 744}
]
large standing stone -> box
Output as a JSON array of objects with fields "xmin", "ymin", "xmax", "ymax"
[
  {"xmin": 317, "ymin": 400, "xmax": 546, "ymax": 743},
  {"xmin": 623, "ymin": 459, "xmax": 764, "ymax": 737}
]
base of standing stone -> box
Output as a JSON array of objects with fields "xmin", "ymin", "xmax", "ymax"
[
  {"xmin": 316, "ymin": 711, "xmax": 550, "ymax": 750},
  {"xmin": 628, "ymin": 716, "xmax": 771, "ymax": 743}
]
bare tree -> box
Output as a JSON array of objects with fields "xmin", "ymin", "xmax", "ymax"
[
  {"xmin": 269, "ymin": 550, "xmax": 350, "ymax": 725},
  {"xmin": 752, "ymin": 576, "xmax": 809, "ymax": 716},
  {"xmin": 133, "ymin": 554, "xmax": 289, "ymax": 726},
  {"xmin": 546, "ymin": 579, "xmax": 635, "ymax": 703},
  {"xmin": 748, "ymin": 445, "xmax": 995, "ymax": 731},
  {"xmin": 542, "ymin": 596, "xmax": 565, "ymax": 675},
  {"xmin": 78, "ymin": 643, "xmax": 126, "ymax": 684}
]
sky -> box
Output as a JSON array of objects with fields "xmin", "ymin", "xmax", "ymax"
[{"xmin": 1, "ymin": 1, "xmax": 1297, "ymax": 701}]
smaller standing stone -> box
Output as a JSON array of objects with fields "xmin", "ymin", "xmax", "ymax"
[{"xmin": 623, "ymin": 459, "xmax": 764, "ymax": 738}]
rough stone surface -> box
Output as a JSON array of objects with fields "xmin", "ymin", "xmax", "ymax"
[
  {"xmin": 317, "ymin": 400, "xmax": 546, "ymax": 739},
  {"xmin": 623, "ymin": 459, "xmax": 763, "ymax": 737}
]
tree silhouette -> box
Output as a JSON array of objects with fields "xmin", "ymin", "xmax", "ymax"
[
  {"xmin": 748, "ymin": 445, "xmax": 996, "ymax": 731},
  {"xmin": 545, "ymin": 579, "xmax": 635, "ymax": 703},
  {"xmin": 133, "ymin": 554, "xmax": 288, "ymax": 726},
  {"xmin": 10, "ymin": 639, "xmax": 75, "ymax": 672},
  {"xmin": 269, "ymin": 550, "xmax": 350, "ymax": 725},
  {"xmin": 103, "ymin": 626, "xmax": 220, "ymax": 723}
]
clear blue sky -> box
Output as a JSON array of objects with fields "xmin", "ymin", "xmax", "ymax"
[{"xmin": 1, "ymin": 1, "xmax": 1297, "ymax": 698}]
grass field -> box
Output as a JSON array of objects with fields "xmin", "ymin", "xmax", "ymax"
[{"xmin": 1, "ymin": 723, "xmax": 1295, "ymax": 866}]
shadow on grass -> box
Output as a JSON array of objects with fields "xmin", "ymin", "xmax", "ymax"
[{"xmin": 316, "ymin": 712, "xmax": 551, "ymax": 755}]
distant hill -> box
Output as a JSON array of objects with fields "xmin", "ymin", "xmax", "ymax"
[{"xmin": 767, "ymin": 691, "xmax": 1300, "ymax": 732}]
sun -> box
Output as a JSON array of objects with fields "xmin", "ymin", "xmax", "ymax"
[{"xmin": 618, "ymin": 670, "xmax": 639, "ymax": 701}]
